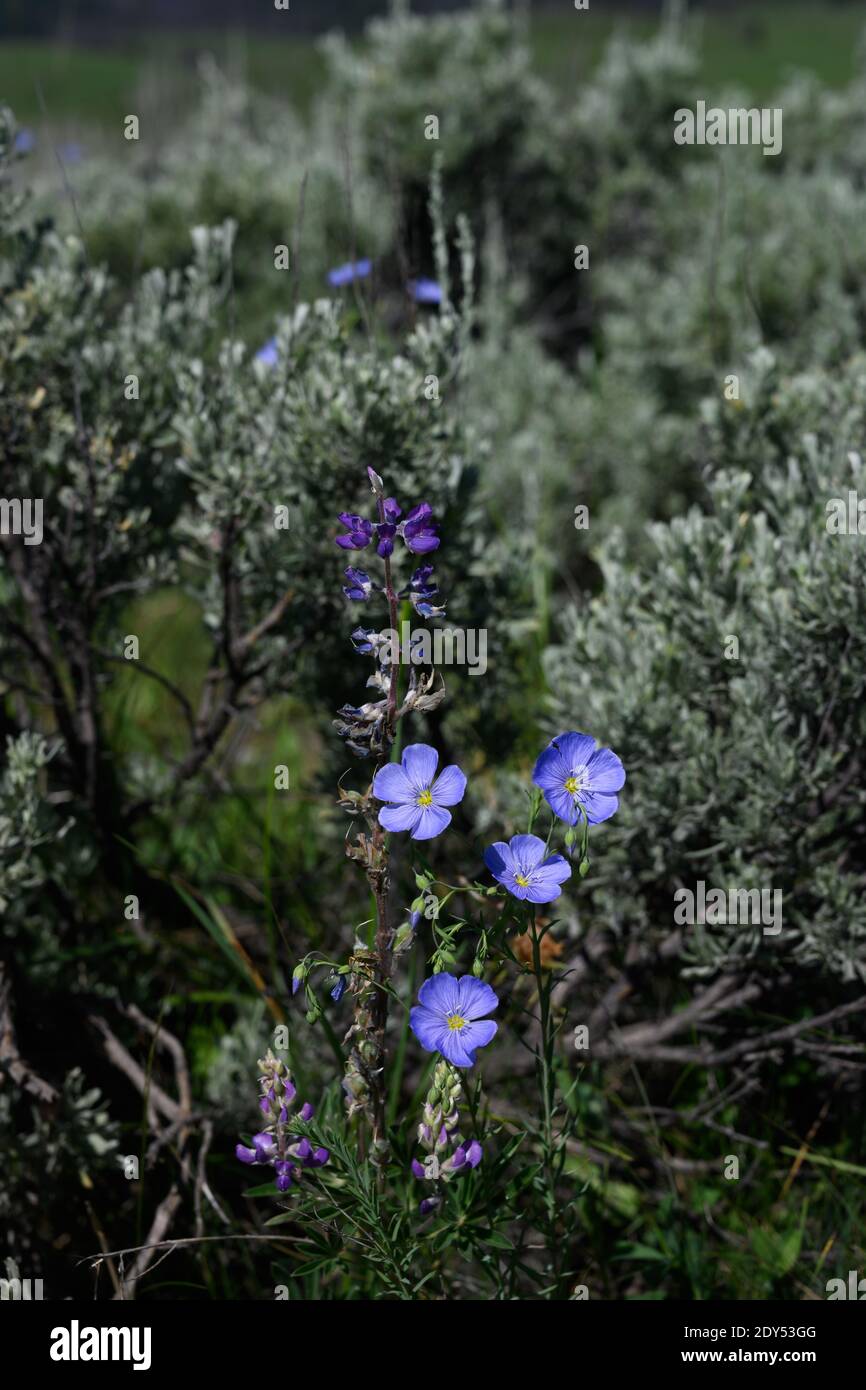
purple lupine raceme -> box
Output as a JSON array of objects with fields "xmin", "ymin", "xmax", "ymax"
[
  {"xmin": 410, "ymin": 1058, "xmax": 483, "ymax": 1215},
  {"xmin": 236, "ymin": 1051, "xmax": 329, "ymax": 1193}
]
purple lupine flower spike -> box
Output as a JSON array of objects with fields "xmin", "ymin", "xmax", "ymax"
[
  {"xmin": 236, "ymin": 1051, "xmax": 329, "ymax": 1193},
  {"xmin": 410, "ymin": 1060, "xmax": 484, "ymax": 1213}
]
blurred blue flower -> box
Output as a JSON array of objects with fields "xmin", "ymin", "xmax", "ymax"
[
  {"xmin": 410, "ymin": 277, "xmax": 442, "ymax": 305},
  {"xmin": 349, "ymin": 626, "xmax": 378, "ymax": 654},
  {"xmin": 328, "ymin": 258, "xmax": 372, "ymax": 287},
  {"xmin": 14, "ymin": 128, "xmax": 36, "ymax": 154},
  {"xmin": 335, "ymin": 512, "xmax": 375, "ymax": 550},
  {"xmin": 255, "ymin": 337, "xmax": 279, "ymax": 367}
]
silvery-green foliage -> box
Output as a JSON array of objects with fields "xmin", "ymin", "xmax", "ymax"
[
  {"xmin": 203, "ymin": 1001, "xmax": 271, "ymax": 1124},
  {"xmin": 569, "ymin": 29, "xmax": 699, "ymax": 171},
  {"xmin": 0, "ymin": 1068, "xmax": 118, "ymax": 1263},
  {"xmin": 545, "ymin": 354, "xmax": 866, "ymax": 981},
  {"xmin": 0, "ymin": 735, "xmax": 60, "ymax": 910},
  {"xmin": 325, "ymin": 7, "xmax": 547, "ymax": 198}
]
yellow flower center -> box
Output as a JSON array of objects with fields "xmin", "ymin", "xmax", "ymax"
[
  {"xmin": 514, "ymin": 873, "xmax": 530, "ymax": 886},
  {"xmin": 447, "ymin": 1014, "xmax": 467, "ymax": 1031},
  {"xmin": 417, "ymin": 788, "xmax": 433, "ymax": 806},
  {"xmin": 564, "ymin": 775, "xmax": 583, "ymax": 795}
]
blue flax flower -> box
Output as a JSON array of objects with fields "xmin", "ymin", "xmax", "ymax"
[
  {"xmin": 372, "ymin": 743, "xmax": 466, "ymax": 840},
  {"xmin": 533, "ymin": 730, "xmax": 625, "ymax": 826},
  {"xmin": 410, "ymin": 973, "xmax": 498, "ymax": 1068},
  {"xmin": 484, "ymin": 833, "xmax": 571, "ymax": 903}
]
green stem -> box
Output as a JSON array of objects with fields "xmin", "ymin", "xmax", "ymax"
[{"xmin": 529, "ymin": 909, "xmax": 560, "ymax": 1278}]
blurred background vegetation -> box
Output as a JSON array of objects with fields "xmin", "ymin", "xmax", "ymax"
[{"xmin": 2, "ymin": 1, "xmax": 865, "ymax": 130}]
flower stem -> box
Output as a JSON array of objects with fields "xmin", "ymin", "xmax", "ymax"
[
  {"xmin": 529, "ymin": 909, "xmax": 560, "ymax": 1267},
  {"xmin": 364, "ymin": 494, "xmax": 402, "ymax": 1159},
  {"xmin": 378, "ymin": 497, "xmax": 400, "ymax": 741}
]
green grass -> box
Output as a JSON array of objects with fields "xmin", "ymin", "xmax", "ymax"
[
  {"xmin": 0, "ymin": 30, "xmax": 326, "ymax": 131},
  {"xmin": 531, "ymin": 3, "xmax": 864, "ymax": 98},
  {"xmin": 1, "ymin": 3, "xmax": 862, "ymax": 136}
]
